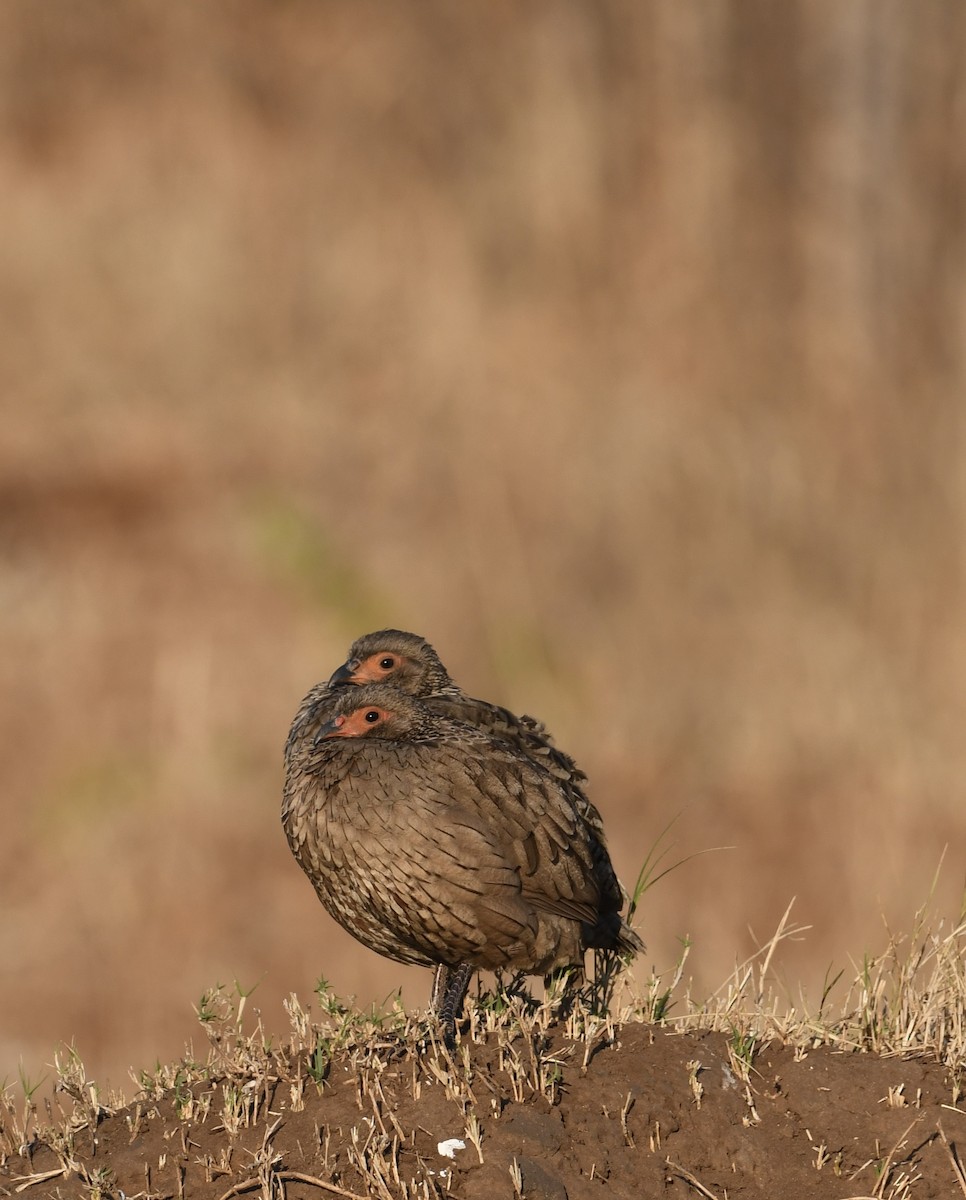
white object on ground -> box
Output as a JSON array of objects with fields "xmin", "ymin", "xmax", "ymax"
[{"xmin": 437, "ymin": 1138, "xmax": 466, "ymax": 1158}]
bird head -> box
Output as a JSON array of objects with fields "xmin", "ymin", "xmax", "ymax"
[
  {"xmin": 312, "ymin": 683, "xmax": 438, "ymax": 744},
  {"xmin": 328, "ymin": 629, "xmax": 452, "ymax": 695}
]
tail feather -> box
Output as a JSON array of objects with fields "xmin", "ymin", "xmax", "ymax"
[
  {"xmin": 587, "ymin": 914, "xmax": 645, "ymax": 958},
  {"xmin": 617, "ymin": 921, "xmax": 645, "ymax": 958}
]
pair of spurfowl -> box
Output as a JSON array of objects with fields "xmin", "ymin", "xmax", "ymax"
[{"xmin": 281, "ymin": 629, "xmax": 643, "ymax": 1045}]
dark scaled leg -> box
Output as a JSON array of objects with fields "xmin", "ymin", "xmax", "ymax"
[{"xmin": 432, "ymin": 962, "xmax": 473, "ymax": 1049}]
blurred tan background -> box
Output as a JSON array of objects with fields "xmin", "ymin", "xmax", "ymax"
[{"xmin": 2, "ymin": 1, "xmax": 965, "ymax": 1096}]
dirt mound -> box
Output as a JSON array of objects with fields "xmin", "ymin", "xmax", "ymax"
[{"xmin": 3, "ymin": 1020, "xmax": 961, "ymax": 1200}]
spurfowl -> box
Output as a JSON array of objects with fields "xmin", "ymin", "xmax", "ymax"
[
  {"xmin": 328, "ymin": 629, "xmax": 606, "ymax": 835},
  {"xmin": 282, "ymin": 682, "xmax": 642, "ymax": 1044},
  {"xmin": 328, "ymin": 630, "xmax": 627, "ymax": 939}
]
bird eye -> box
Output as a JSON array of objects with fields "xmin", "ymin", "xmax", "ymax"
[
  {"xmin": 379, "ymin": 656, "xmax": 395, "ymax": 670},
  {"xmin": 363, "ymin": 709, "xmax": 381, "ymax": 723}
]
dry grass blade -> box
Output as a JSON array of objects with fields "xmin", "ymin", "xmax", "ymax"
[
  {"xmin": 216, "ymin": 1173, "xmax": 366, "ymax": 1200},
  {"xmin": 938, "ymin": 1123, "xmax": 966, "ymax": 1198},
  {"xmin": 13, "ymin": 1167, "xmax": 68, "ymax": 1193},
  {"xmin": 665, "ymin": 1158, "xmax": 721, "ymax": 1199},
  {"xmin": 217, "ymin": 1180, "xmax": 261, "ymax": 1200},
  {"xmin": 868, "ymin": 1108, "xmax": 921, "ymax": 1195},
  {"xmin": 845, "ymin": 1115, "xmax": 922, "ymax": 1197},
  {"xmin": 279, "ymin": 1173, "xmax": 369, "ymax": 1199}
]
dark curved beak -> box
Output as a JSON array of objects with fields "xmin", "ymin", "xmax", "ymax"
[
  {"xmin": 313, "ymin": 714, "xmax": 346, "ymax": 745},
  {"xmin": 328, "ymin": 659, "xmax": 359, "ymax": 686}
]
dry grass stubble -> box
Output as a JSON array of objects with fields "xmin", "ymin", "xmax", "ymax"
[{"xmin": 4, "ymin": 898, "xmax": 966, "ymax": 1199}]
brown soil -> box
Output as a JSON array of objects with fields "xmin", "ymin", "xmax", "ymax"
[
  {"xmin": 2, "ymin": 2, "xmax": 966, "ymax": 1102},
  {"xmin": 3, "ymin": 1023, "xmax": 961, "ymax": 1200}
]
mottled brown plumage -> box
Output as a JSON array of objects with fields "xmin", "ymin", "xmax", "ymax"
[
  {"xmin": 329, "ymin": 629, "xmax": 594, "ymax": 799},
  {"xmin": 328, "ymin": 629, "xmax": 618, "ymax": 885},
  {"xmin": 282, "ymin": 682, "xmax": 641, "ymax": 1041},
  {"xmin": 328, "ymin": 629, "xmax": 627, "ymax": 928}
]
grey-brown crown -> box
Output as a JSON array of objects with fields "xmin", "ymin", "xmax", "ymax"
[{"xmin": 329, "ymin": 629, "xmax": 455, "ymax": 695}]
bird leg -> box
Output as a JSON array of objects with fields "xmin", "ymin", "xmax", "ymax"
[{"xmin": 433, "ymin": 962, "xmax": 473, "ymax": 1049}]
